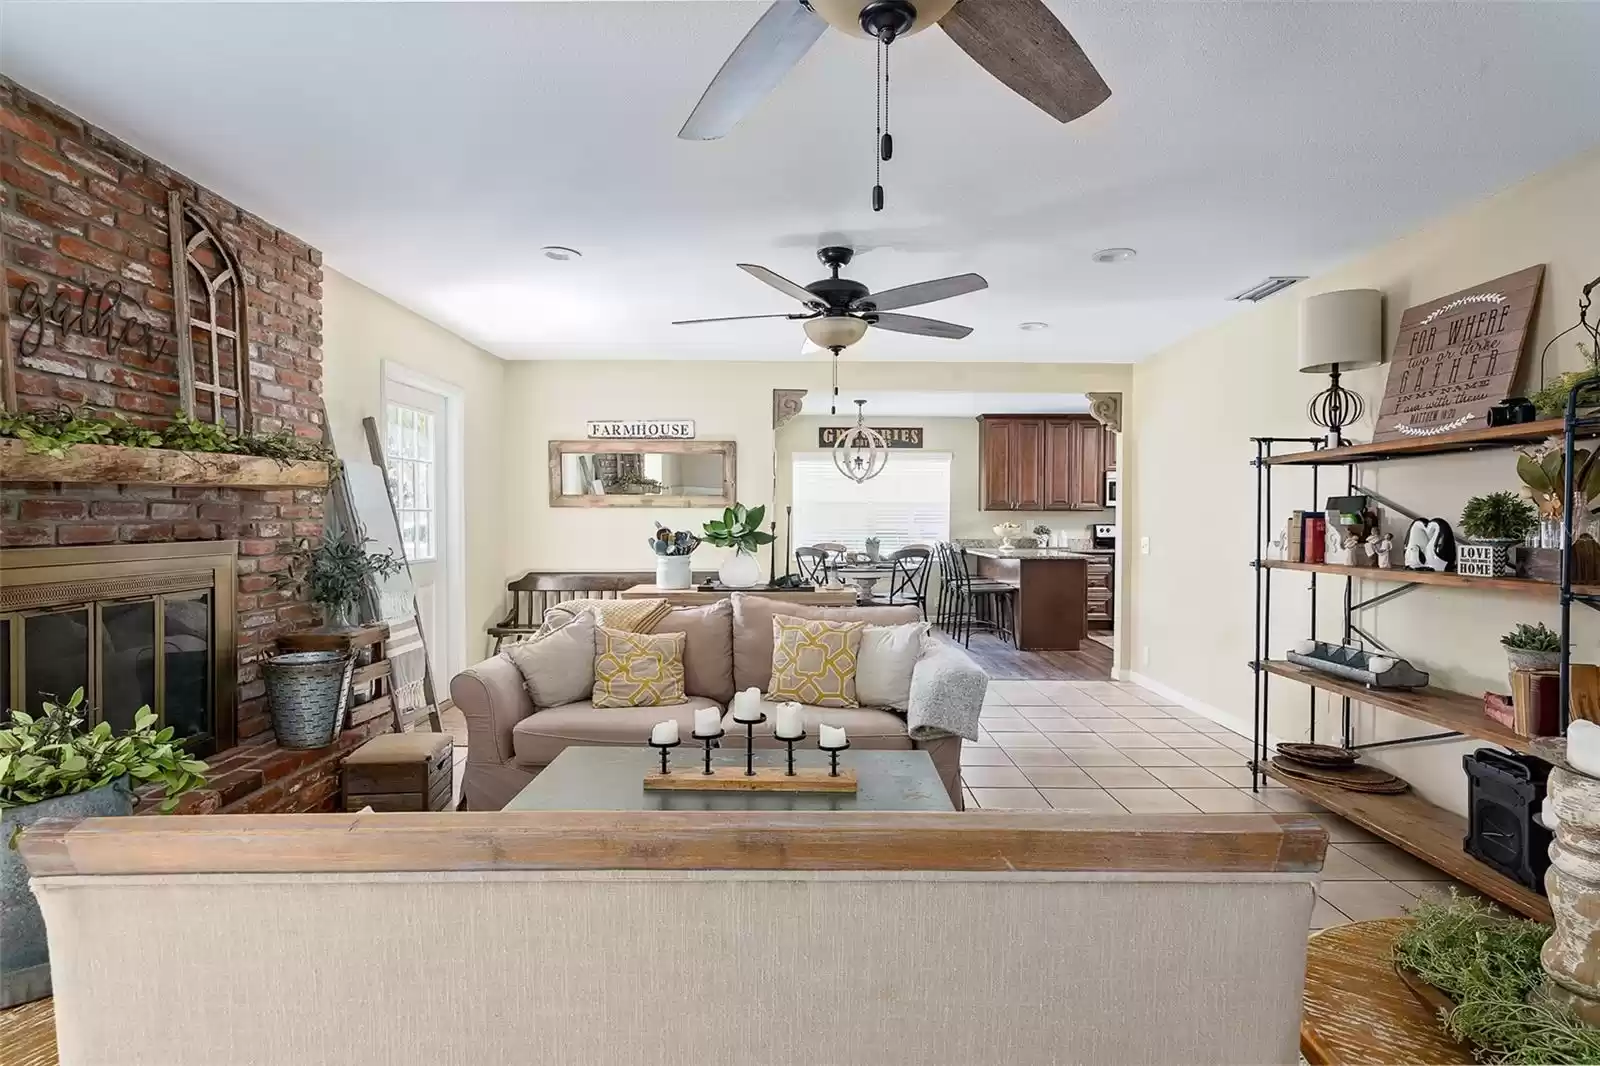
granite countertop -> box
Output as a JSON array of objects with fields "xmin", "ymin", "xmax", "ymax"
[{"xmin": 963, "ymin": 548, "xmax": 1095, "ymax": 560}]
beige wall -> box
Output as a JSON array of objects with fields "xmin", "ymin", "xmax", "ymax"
[
  {"xmin": 321, "ymin": 270, "xmax": 509, "ymax": 666},
  {"xmin": 774, "ymin": 414, "xmax": 1116, "ymax": 554},
  {"xmin": 1124, "ymin": 147, "xmax": 1600, "ymax": 814},
  {"xmin": 502, "ymin": 360, "xmax": 1130, "ymax": 575}
]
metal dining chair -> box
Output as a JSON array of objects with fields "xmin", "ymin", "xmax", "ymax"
[
  {"xmin": 811, "ymin": 542, "xmax": 847, "ymax": 584},
  {"xmin": 794, "ymin": 546, "xmax": 831, "ymax": 586},
  {"xmin": 863, "ymin": 547, "xmax": 931, "ymax": 616}
]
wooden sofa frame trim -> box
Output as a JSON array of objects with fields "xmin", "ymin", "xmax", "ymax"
[{"xmin": 21, "ymin": 812, "xmax": 1326, "ymax": 877}]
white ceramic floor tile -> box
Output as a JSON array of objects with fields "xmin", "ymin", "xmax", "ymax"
[
  {"xmin": 1065, "ymin": 704, "xmax": 1125, "ymax": 719},
  {"xmin": 1322, "ymin": 846, "xmax": 1387, "ymax": 881},
  {"xmin": 1310, "ymin": 898, "xmax": 1353, "ymax": 931},
  {"xmin": 1201, "ymin": 765, "xmax": 1257, "ymax": 787},
  {"xmin": 987, "ymin": 681, "xmax": 1053, "ymax": 705},
  {"xmin": 1019, "ymin": 766, "xmax": 1098, "ymax": 789},
  {"xmin": 1145, "ymin": 765, "xmax": 1231, "ymax": 788},
  {"xmin": 1041, "ymin": 788, "xmax": 1127, "ymax": 812},
  {"xmin": 977, "ymin": 716, "xmax": 1038, "ymax": 733},
  {"xmin": 1016, "ymin": 704, "xmax": 1077, "ymax": 719},
  {"xmin": 1317, "ymin": 879, "xmax": 1418, "ymax": 921},
  {"xmin": 1108, "ymin": 788, "xmax": 1201, "ymax": 813},
  {"xmin": 1062, "ymin": 749, "xmax": 1136, "ymax": 767},
  {"xmin": 1117, "ymin": 706, "xmax": 1174, "ymax": 720},
  {"xmin": 1173, "ymin": 788, "xmax": 1272, "ymax": 813},
  {"xmin": 1337, "ymin": 842, "xmax": 1453, "ymax": 882},
  {"xmin": 1124, "ymin": 748, "xmax": 1200, "ymax": 767},
  {"xmin": 1179, "ymin": 748, "xmax": 1250, "ymax": 767},
  {"xmin": 1038, "ymin": 719, "xmax": 1093, "ymax": 734},
  {"xmin": 1005, "ymin": 748, "xmax": 1075, "ymax": 766},
  {"xmin": 995, "ymin": 732, "xmax": 1058, "ymax": 748},
  {"xmin": 960, "ymin": 765, "xmax": 1034, "ymax": 788},
  {"xmin": 959, "ymin": 746, "xmax": 1016, "ymax": 766},
  {"xmin": 969, "ymin": 787, "xmax": 1051, "ymax": 810},
  {"xmin": 1083, "ymin": 765, "xmax": 1166, "ymax": 789},
  {"xmin": 1088, "ymin": 718, "xmax": 1146, "ymax": 733},
  {"xmin": 1088, "ymin": 689, "xmax": 1146, "ymax": 706},
  {"xmin": 1253, "ymin": 786, "xmax": 1326, "ymax": 813},
  {"xmin": 1164, "ymin": 736, "xmax": 1228, "ymax": 751},
  {"xmin": 1105, "ymin": 734, "xmax": 1172, "ymax": 749},
  {"xmin": 1311, "ymin": 813, "xmax": 1383, "ymax": 844}
]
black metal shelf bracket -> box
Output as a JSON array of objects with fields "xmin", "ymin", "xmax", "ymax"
[{"xmin": 1350, "ymin": 731, "xmax": 1462, "ymax": 752}]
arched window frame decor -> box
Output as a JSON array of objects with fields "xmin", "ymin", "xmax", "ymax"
[{"xmin": 168, "ymin": 192, "xmax": 252, "ymax": 431}]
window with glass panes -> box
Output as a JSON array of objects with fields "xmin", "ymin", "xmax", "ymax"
[
  {"xmin": 790, "ymin": 452, "xmax": 952, "ymax": 553},
  {"xmin": 385, "ymin": 404, "xmax": 436, "ymax": 561}
]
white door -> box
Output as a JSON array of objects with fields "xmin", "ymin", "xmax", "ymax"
[{"xmin": 385, "ymin": 381, "xmax": 450, "ymax": 684}]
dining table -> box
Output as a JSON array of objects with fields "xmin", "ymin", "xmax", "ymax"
[{"xmin": 831, "ymin": 563, "xmax": 894, "ymax": 602}]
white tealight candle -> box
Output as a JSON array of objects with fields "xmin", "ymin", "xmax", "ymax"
[
  {"xmin": 650, "ymin": 720, "xmax": 679, "ymax": 746},
  {"xmin": 732, "ymin": 687, "xmax": 765, "ymax": 723},
  {"xmin": 819, "ymin": 724, "xmax": 847, "ymax": 749},
  {"xmin": 1293, "ymin": 639, "xmax": 1317, "ymax": 656},
  {"xmin": 693, "ymin": 706, "xmax": 722, "ymax": 737},
  {"xmin": 1569, "ymin": 720, "xmax": 1600, "ymax": 779},
  {"xmin": 775, "ymin": 703, "xmax": 804, "ymax": 740}
]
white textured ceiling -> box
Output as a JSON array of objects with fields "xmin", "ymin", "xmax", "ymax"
[
  {"xmin": 799, "ymin": 391, "xmax": 1087, "ymax": 417},
  {"xmin": 4, "ymin": 1, "xmax": 1599, "ymax": 363}
]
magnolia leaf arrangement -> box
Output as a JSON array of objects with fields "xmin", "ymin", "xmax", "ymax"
[
  {"xmin": 702, "ymin": 503, "xmax": 775, "ymax": 554},
  {"xmin": 1517, "ymin": 441, "xmax": 1600, "ymax": 520},
  {"xmin": 1460, "ymin": 492, "xmax": 1539, "ymax": 543},
  {"xmin": 0, "ymin": 405, "xmax": 335, "ymax": 463},
  {"xmin": 0, "ymin": 689, "xmax": 207, "ymax": 814}
]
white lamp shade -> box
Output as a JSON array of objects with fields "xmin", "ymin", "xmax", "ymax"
[
  {"xmin": 1298, "ymin": 289, "xmax": 1384, "ymax": 373},
  {"xmin": 803, "ymin": 315, "xmax": 869, "ymax": 350}
]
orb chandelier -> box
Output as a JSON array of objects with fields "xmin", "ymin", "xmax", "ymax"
[{"xmin": 832, "ymin": 399, "xmax": 889, "ymax": 484}]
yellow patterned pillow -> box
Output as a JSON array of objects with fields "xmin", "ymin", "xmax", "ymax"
[
  {"xmin": 593, "ymin": 627, "xmax": 687, "ymax": 708},
  {"xmin": 769, "ymin": 615, "xmax": 865, "ymax": 708}
]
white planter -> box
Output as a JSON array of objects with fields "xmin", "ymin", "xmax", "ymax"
[
  {"xmin": 718, "ymin": 549, "xmax": 763, "ymax": 589},
  {"xmin": 655, "ymin": 555, "xmax": 693, "ymax": 590}
]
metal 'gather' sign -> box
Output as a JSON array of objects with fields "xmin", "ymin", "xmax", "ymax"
[{"xmin": 586, "ymin": 420, "xmax": 696, "ymax": 440}]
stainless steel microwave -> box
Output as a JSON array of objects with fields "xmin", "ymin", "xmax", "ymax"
[{"xmin": 1105, "ymin": 471, "xmax": 1119, "ymax": 507}]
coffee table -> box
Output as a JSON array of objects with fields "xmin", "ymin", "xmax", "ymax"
[{"xmin": 504, "ymin": 747, "xmax": 953, "ymax": 812}]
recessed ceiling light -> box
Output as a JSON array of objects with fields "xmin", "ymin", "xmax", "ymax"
[
  {"xmin": 1018, "ymin": 321, "xmax": 1049, "ymax": 331},
  {"xmin": 541, "ymin": 245, "xmax": 582, "ymax": 261},
  {"xmin": 1092, "ymin": 247, "xmax": 1137, "ymax": 264}
]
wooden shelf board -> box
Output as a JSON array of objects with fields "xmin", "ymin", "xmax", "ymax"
[
  {"xmin": 1262, "ymin": 559, "xmax": 1600, "ymax": 598},
  {"xmin": 1262, "ymin": 660, "xmax": 1531, "ymax": 753},
  {"xmin": 1261, "ymin": 765, "xmax": 1551, "ymax": 922},
  {"xmin": 1264, "ymin": 418, "xmax": 1593, "ymax": 467},
  {"xmin": 0, "ymin": 438, "xmax": 329, "ymax": 490}
]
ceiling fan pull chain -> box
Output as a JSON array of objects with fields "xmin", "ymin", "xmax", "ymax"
[
  {"xmin": 872, "ymin": 37, "xmax": 885, "ymax": 212},
  {"xmin": 831, "ymin": 349, "xmax": 840, "ymax": 415},
  {"xmin": 881, "ymin": 40, "xmax": 892, "ymax": 162}
]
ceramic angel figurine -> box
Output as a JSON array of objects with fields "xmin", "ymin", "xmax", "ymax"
[{"xmin": 1367, "ymin": 530, "xmax": 1394, "ymax": 569}]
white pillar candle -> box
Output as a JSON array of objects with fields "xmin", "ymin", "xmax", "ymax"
[
  {"xmin": 819, "ymin": 724, "xmax": 847, "ymax": 749},
  {"xmin": 1569, "ymin": 720, "xmax": 1600, "ymax": 779},
  {"xmin": 693, "ymin": 706, "xmax": 722, "ymax": 737},
  {"xmin": 775, "ymin": 703, "xmax": 805, "ymax": 740},
  {"xmin": 650, "ymin": 720, "xmax": 679, "ymax": 746},
  {"xmin": 732, "ymin": 687, "xmax": 765, "ymax": 723}
]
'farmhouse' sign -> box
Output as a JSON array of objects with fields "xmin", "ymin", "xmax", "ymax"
[
  {"xmin": 819, "ymin": 426, "xmax": 924, "ymax": 449},
  {"xmin": 587, "ymin": 420, "xmax": 696, "ymax": 440}
]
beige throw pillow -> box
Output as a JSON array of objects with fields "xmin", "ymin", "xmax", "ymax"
[
  {"xmin": 593, "ymin": 627, "xmax": 688, "ymax": 708},
  {"xmin": 855, "ymin": 622, "xmax": 929, "ymax": 711},
  {"xmin": 502, "ymin": 609, "xmax": 596, "ymax": 707},
  {"xmin": 768, "ymin": 615, "xmax": 865, "ymax": 708}
]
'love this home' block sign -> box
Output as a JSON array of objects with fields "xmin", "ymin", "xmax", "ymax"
[{"xmin": 1372, "ymin": 265, "xmax": 1545, "ymax": 441}]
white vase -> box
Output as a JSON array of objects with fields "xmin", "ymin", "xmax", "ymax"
[
  {"xmin": 655, "ymin": 556, "xmax": 693, "ymax": 590},
  {"xmin": 718, "ymin": 549, "xmax": 763, "ymax": 589}
]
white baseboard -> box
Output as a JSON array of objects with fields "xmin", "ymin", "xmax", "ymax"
[{"xmin": 1124, "ymin": 671, "xmax": 1291, "ymax": 750}]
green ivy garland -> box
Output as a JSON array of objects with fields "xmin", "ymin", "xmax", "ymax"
[{"xmin": 0, "ymin": 406, "xmax": 335, "ymax": 463}]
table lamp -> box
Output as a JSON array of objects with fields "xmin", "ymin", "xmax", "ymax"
[{"xmin": 1299, "ymin": 289, "xmax": 1384, "ymax": 447}]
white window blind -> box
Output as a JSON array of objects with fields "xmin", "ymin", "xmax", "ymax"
[{"xmin": 790, "ymin": 452, "xmax": 951, "ymax": 553}]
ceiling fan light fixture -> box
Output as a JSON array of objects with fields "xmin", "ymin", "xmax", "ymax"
[
  {"xmin": 1091, "ymin": 247, "xmax": 1137, "ymax": 264},
  {"xmin": 541, "ymin": 246, "xmax": 582, "ymax": 261},
  {"xmin": 1018, "ymin": 321, "xmax": 1049, "ymax": 331},
  {"xmin": 803, "ymin": 315, "xmax": 870, "ymax": 350}
]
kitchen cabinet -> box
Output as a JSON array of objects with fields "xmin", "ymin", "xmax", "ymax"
[
  {"xmin": 1085, "ymin": 554, "xmax": 1114, "ymax": 628},
  {"xmin": 981, "ymin": 415, "xmax": 1113, "ymax": 512}
]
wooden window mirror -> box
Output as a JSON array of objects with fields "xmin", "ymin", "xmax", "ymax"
[
  {"xmin": 548, "ymin": 440, "xmax": 736, "ymax": 508},
  {"xmin": 169, "ymin": 193, "xmax": 252, "ymax": 431}
]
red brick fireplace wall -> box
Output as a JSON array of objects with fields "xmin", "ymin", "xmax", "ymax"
[{"xmin": 2, "ymin": 77, "xmax": 327, "ymax": 745}]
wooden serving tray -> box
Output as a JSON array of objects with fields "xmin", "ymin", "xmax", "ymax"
[
  {"xmin": 644, "ymin": 767, "xmax": 858, "ymax": 793},
  {"xmin": 1269, "ymin": 756, "xmax": 1410, "ymax": 794}
]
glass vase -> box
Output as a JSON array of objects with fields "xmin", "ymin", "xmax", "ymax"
[
  {"xmin": 718, "ymin": 549, "xmax": 763, "ymax": 589},
  {"xmin": 1540, "ymin": 518, "xmax": 1564, "ymax": 550}
]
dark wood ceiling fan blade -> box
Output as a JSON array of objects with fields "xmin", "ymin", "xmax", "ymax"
[
  {"xmin": 671, "ymin": 313, "xmax": 813, "ymax": 325},
  {"xmin": 939, "ymin": 0, "xmax": 1110, "ymax": 123},
  {"xmin": 854, "ymin": 272, "xmax": 988, "ymax": 312},
  {"xmin": 678, "ymin": 1, "xmax": 829, "ymax": 141},
  {"xmin": 865, "ymin": 312, "xmax": 973, "ymax": 339},
  {"xmin": 737, "ymin": 263, "xmax": 828, "ymax": 306}
]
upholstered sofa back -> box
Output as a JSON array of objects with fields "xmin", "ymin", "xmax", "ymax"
[
  {"xmin": 730, "ymin": 594, "xmax": 921, "ymax": 691},
  {"xmin": 23, "ymin": 811, "xmax": 1324, "ymax": 1066}
]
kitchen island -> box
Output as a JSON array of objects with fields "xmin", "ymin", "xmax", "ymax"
[{"xmin": 965, "ymin": 548, "xmax": 1089, "ymax": 651}]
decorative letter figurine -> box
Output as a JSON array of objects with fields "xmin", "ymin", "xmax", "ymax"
[
  {"xmin": 1421, "ymin": 518, "xmax": 1456, "ymax": 572},
  {"xmin": 1403, "ymin": 519, "xmax": 1429, "ymax": 569}
]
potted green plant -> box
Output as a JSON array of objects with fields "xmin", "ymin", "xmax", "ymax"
[
  {"xmin": 301, "ymin": 537, "xmax": 405, "ymax": 629},
  {"xmin": 1458, "ymin": 491, "xmax": 1539, "ymax": 576},
  {"xmin": 702, "ymin": 503, "xmax": 775, "ymax": 589},
  {"xmin": 1501, "ymin": 622, "xmax": 1563, "ymax": 673},
  {"xmin": 2, "ymin": 689, "xmax": 207, "ymax": 1005}
]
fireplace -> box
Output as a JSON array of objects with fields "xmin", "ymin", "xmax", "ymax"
[{"xmin": 0, "ymin": 543, "xmax": 237, "ymax": 755}]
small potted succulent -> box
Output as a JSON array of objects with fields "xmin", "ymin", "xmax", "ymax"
[
  {"xmin": 1458, "ymin": 491, "xmax": 1539, "ymax": 576},
  {"xmin": 1501, "ymin": 622, "xmax": 1563, "ymax": 674},
  {"xmin": 648, "ymin": 523, "xmax": 701, "ymax": 590},
  {"xmin": 702, "ymin": 503, "xmax": 775, "ymax": 589},
  {"xmin": 2, "ymin": 689, "xmax": 207, "ymax": 1005}
]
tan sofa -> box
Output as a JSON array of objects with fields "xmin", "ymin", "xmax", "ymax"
[
  {"xmin": 22, "ymin": 810, "xmax": 1327, "ymax": 1066},
  {"xmin": 452, "ymin": 593, "xmax": 981, "ymax": 810}
]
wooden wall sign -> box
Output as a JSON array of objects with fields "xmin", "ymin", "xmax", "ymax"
[
  {"xmin": 1372, "ymin": 265, "xmax": 1545, "ymax": 441},
  {"xmin": 819, "ymin": 426, "xmax": 923, "ymax": 449},
  {"xmin": 586, "ymin": 419, "xmax": 695, "ymax": 440}
]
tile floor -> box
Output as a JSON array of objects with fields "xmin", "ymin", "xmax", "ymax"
[{"xmin": 965, "ymin": 679, "xmax": 1486, "ymax": 930}]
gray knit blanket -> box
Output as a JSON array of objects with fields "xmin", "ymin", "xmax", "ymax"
[{"xmin": 905, "ymin": 643, "xmax": 988, "ymax": 742}]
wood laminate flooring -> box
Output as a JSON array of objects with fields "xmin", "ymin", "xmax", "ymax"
[{"xmin": 939, "ymin": 630, "xmax": 1114, "ymax": 681}]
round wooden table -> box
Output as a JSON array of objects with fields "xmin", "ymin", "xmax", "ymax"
[{"xmin": 1301, "ymin": 918, "xmax": 1472, "ymax": 1065}]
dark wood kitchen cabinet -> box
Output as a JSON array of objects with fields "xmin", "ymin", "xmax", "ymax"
[{"xmin": 981, "ymin": 415, "xmax": 1112, "ymax": 512}]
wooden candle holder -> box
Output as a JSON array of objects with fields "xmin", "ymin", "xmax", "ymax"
[{"xmin": 643, "ymin": 766, "xmax": 858, "ymax": 793}]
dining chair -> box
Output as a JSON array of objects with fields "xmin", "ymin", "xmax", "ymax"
[
  {"xmin": 811, "ymin": 542, "xmax": 847, "ymax": 583},
  {"xmin": 940, "ymin": 543, "xmax": 1018, "ymax": 647},
  {"xmin": 864, "ymin": 547, "xmax": 931, "ymax": 616},
  {"xmin": 793, "ymin": 546, "xmax": 831, "ymax": 587}
]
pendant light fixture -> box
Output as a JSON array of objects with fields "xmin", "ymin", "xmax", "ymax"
[{"xmin": 833, "ymin": 399, "xmax": 889, "ymax": 484}]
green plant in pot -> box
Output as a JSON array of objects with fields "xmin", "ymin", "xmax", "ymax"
[
  {"xmin": 1501, "ymin": 622, "xmax": 1563, "ymax": 674},
  {"xmin": 702, "ymin": 503, "xmax": 775, "ymax": 589},
  {"xmin": 300, "ymin": 537, "xmax": 405, "ymax": 629},
  {"xmin": 1459, "ymin": 491, "xmax": 1539, "ymax": 576},
  {"xmin": 2, "ymin": 689, "xmax": 206, "ymax": 1005}
]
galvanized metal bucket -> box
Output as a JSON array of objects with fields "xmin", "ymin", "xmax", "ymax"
[
  {"xmin": 2, "ymin": 777, "xmax": 135, "ymax": 1006},
  {"xmin": 265, "ymin": 651, "xmax": 355, "ymax": 750}
]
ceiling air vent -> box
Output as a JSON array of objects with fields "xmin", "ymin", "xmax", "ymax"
[{"xmin": 1231, "ymin": 276, "xmax": 1307, "ymax": 303}]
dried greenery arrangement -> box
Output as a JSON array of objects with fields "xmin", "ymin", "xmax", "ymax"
[
  {"xmin": 1532, "ymin": 342, "xmax": 1599, "ymax": 419},
  {"xmin": 0, "ymin": 406, "xmax": 335, "ymax": 464},
  {"xmin": 1393, "ymin": 895, "xmax": 1600, "ymax": 1065}
]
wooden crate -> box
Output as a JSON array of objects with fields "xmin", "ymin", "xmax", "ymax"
[{"xmin": 342, "ymin": 733, "xmax": 453, "ymax": 812}]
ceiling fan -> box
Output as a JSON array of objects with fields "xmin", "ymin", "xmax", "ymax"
[
  {"xmin": 671, "ymin": 245, "xmax": 987, "ymax": 355},
  {"xmin": 678, "ymin": 0, "xmax": 1111, "ymax": 141}
]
